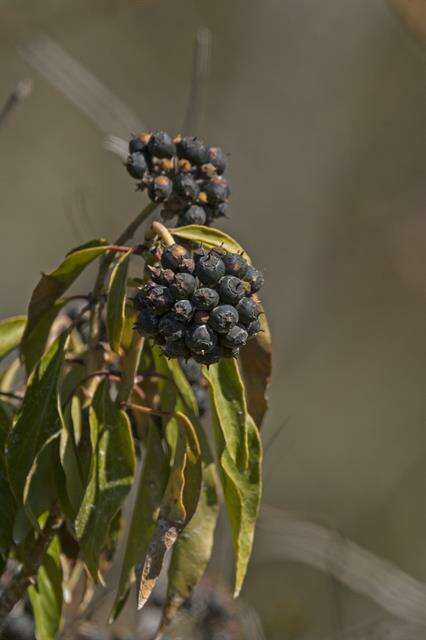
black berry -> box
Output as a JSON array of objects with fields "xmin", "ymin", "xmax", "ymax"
[
  {"xmin": 173, "ymin": 299, "xmax": 194, "ymax": 323},
  {"xmin": 185, "ymin": 324, "xmax": 217, "ymax": 355},
  {"xmin": 178, "ymin": 205, "xmax": 207, "ymax": 226},
  {"xmin": 144, "ymin": 285, "xmax": 174, "ymax": 315},
  {"xmin": 173, "ymin": 174, "xmax": 200, "ymax": 201},
  {"xmin": 192, "ymin": 287, "xmax": 220, "ymax": 311},
  {"xmin": 161, "ymin": 244, "xmax": 194, "ymax": 273},
  {"xmin": 158, "ymin": 314, "xmax": 185, "ymax": 341},
  {"xmin": 163, "ymin": 339, "xmax": 190, "ymax": 359},
  {"xmin": 236, "ymin": 297, "xmax": 260, "ymax": 324},
  {"xmin": 129, "ymin": 133, "xmax": 150, "ymax": 154},
  {"xmin": 206, "ymin": 146, "xmax": 227, "ymax": 174},
  {"xmin": 195, "ymin": 253, "xmax": 226, "ymax": 286},
  {"xmin": 147, "ymin": 264, "xmax": 175, "ymax": 286},
  {"xmin": 134, "ymin": 308, "xmax": 159, "ymax": 337},
  {"xmin": 201, "ymin": 178, "xmax": 230, "ymax": 205},
  {"xmin": 209, "ymin": 305, "xmax": 239, "ymax": 334},
  {"xmin": 175, "ymin": 136, "xmax": 209, "ymax": 165},
  {"xmin": 147, "ymin": 176, "xmax": 173, "ymax": 202},
  {"xmin": 218, "ymin": 276, "xmax": 246, "ymax": 305},
  {"xmin": 222, "ymin": 252, "xmax": 248, "ymax": 278},
  {"xmin": 147, "ymin": 131, "xmax": 175, "ymax": 158},
  {"xmin": 222, "ymin": 325, "xmax": 248, "ymax": 349},
  {"xmin": 193, "ymin": 345, "xmax": 222, "ymax": 365},
  {"xmin": 246, "ymin": 318, "xmax": 261, "ymax": 338},
  {"xmin": 169, "ymin": 273, "xmax": 196, "ymax": 300},
  {"xmin": 243, "ymin": 265, "xmax": 265, "ymax": 293},
  {"xmin": 126, "ymin": 152, "xmax": 147, "ymax": 180}
]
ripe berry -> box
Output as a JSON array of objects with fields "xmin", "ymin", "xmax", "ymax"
[
  {"xmin": 205, "ymin": 203, "xmax": 228, "ymax": 223},
  {"xmin": 163, "ymin": 338, "xmax": 190, "ymax": 359},
  {"xmin": 178, "ymin": 205, "xmax": 207, "ymax": 226},
  {"xmin": 173, "ymin": 174, "xmax": 200, "ymax": 201},
  {"xmin": 173, "ymin": 299, "xmax": 194, "ymax": 322},
  {"xmin": 222, "ymin": 252, "xmax": 248, "ymax": 278},
  {"xmin": 129, "ymin": 133, "xmax": 150, "ymax": 153},
  {"xmin": 222, "ymin": 325, "xmax": 248, "ymax": 349},
  {"xmin": 175, "ymin": 136, "xmax": 209, "ymax": 166},
  {"xmin": 161, "ymin": 244, "xmax": 194, "ymax": 273},
  {"xmin": 133, "ymin": 281, "xmax": 157, "ymax": 310},
  {"xmin": 206, "ymin": 146, "xmax": 227, "ymax": 174},
  {"xmin": 193, "ymin": 245, "xmax": 208, "ymax": 263},
  {"xmin": 218, "ymin": 276, "xmax": 246, "ymax": 305},
  {"xmin": 192, "ymin": 287, "xmax": 220, "ymax": 311},
  {"xmin": 144, "ymin": 285, "xmax": 174, "ymax": 315},
  {"xmin": 147, "ymin": 131, "xmax": 175, "ymax": 158},
  {"xmin": 158, "ymin": 314, "xmax": 185, "ymax": 341},
  {"xmin": 208, "ymin": 305, "xmax": 239, "ymax": 334},
  {"xmin": 147, "ymin": 175, "xmax": 173, "ymax": 202},
  {"xmin": 134, "ymin": 308, "xmax": 159, "ymax": 337},
  {"xmin": 195, "ymin": 253, "xmax": 226, "ymax": 285},
  {"xmin": 246, "ymin": 318, "xmax": 261, "ymax": 338},
  {"xmin": 243, "ymin": 265, "xmax": 265, "ymax": 293},
  {"xmin": 147, "ymin": 264, "xmax": 175, "ymax": 286},
  {"xmin": 202, "ymin": 178, "xmax": 230, "ymax": 205},
  {"xmin": 169, "ymin": 273, "xmax": 196, "ymax": 299},
  {"xmin": 126, "ymin": 152, "xmax": 147, "ymax": 179},
  {"xmin": 193, "ymin": 345, "xmax": 222, "ymax": 365},
  {"xmin": 185, "ymin": 324, "xmax": 218, "ymax": 355},
  {"xmin": 236, "ymin": 297, "xmax": 260, "ymax": 324}
]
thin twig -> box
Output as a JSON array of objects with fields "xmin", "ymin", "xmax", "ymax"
[
  {"xmin": 0, "ymin": 79, "xmax": 33, "ymax": 130},
  {"xmin": 0, "ymin": 391, "xmax": 23, "ymax": 401}
]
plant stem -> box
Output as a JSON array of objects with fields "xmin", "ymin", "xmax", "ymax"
[
  {"xmin": 0, "ymin": 504, "xmax": 62, "ymax": 629},
  {"xmin": 148, "ymin": 221, "xmax": 175, "ymax": 247}
]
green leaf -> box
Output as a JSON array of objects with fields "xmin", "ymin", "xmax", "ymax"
[
  {"xmin": 206, "ymin": 360, "xmax": 262, "ymax": 596},
  {"xmin": 6, "ymin": 332, "xmax": 67, "ymax": 503},
  {"xmin": 22, "ymin": 239, "xmax": 108, "ymax": 350},
  {"xmin": 239, "ymin": 305, "xmax": 272, "ymax": 427},
  {"xmin": 0, "ymin": 401, "xmax": 16, "ymax": 553},
  {"xmin": 28, "ymin": 535, "xmax": 63, "ymax": 640},
  {"xmin": 159, "ymin": 359, "xmax": 219, "ymax": 628},
  {"xmin": 107, "ymin": 250, "xmax": 132, "ymax": 353},
  {"xmin": 59, "ymin": 395, "xmax": 84, "ymax": 517},
  {"xmin": 75, "ymin": 379, "xmax": 135, "ymax": 581},
  {"xmin": 110, "ymin": 421, "xmax": 169, "ymax": 621},
  {"xmin": 170, "ymin": 225, "xmax": 249, "ymax": 258},
  {"xmin": 22, "ymin": 299, "xmax": 68, "ymax": 374},
  {"xmin": 0, "ymin": 315, "xmax": 26, "ymax": 361}
]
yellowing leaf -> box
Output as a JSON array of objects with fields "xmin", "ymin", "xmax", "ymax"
[
  {"xmin": 0, "ymin": 315, "xmax": 26, "ymax": 361},
  {"xmin": 107, "ymin": 250, "xmax": 132, "ymax": 353},
  {"xmin": 170, "ymin": 225, "xmax": 249, "ymax": 258}
]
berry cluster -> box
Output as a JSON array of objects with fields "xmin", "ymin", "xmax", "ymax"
[
  {"xmin": 133, "ymin": 243, "xmax": 264, "ymax": 365},
  {"xmin": 126, "ymin": 132, "xmax": 229, "ymax": 227}
]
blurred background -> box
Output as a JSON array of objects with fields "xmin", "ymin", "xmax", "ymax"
[{"xmin": 1, "ymin": 0, "xmax": 426, "ymax": 638}]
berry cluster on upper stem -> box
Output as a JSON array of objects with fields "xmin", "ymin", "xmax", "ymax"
[
  {"xmin": 133, "ymin": 243, "xmax": 264, "ymax": 365},
  {"xmin": 125, "ymin": 132, "xmax": 230, "ymax": 227}
]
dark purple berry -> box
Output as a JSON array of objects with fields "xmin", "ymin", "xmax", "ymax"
[
  {"xmin": 175, "ymin": 136, "xmax": 209, "ymax": 165},
  {"xmin": 205, "ymin": 146, "xmax": 227, "ymax": 174},
  {"xmin": 201, "ymin": 178, "xmax": 230, "ymax": 205},
  {"xmin": 133, "ymin": 281, "xmax": 157, "ymax": 310},
  {"xmin": 195, "ymin": 253, "xmax": 226, "ymax": 285},
  {"xmin": 169, "ymin": 273, "xmax": 196, "ymax": 300},
  {"xmin": 209, "ymin": 305, "xmax": 239, "ymax": 334},
  {"xmin": 161, "ymin": 244, "xmax": 195, "ymax": 273},
  {"xmin": 173, "ymin": 299, "xmax": 194, "ymax": 322},
  {"xmin": 178, "ymin": 357, "xmax": 201, "ymax": 384},
  {"xmin": 158, "ymin": 314, "xmax": 185, "ymax": 341},
  {"xmin": 185, "ymin": 324, "xmax": 217, "ymax": 355},
  {"xmin": 129, "ymin": 133, "xmax": 150, "ymax": 154},
  {"xmin": 243, "ymin": 265, "xmax": 265, "ymax": 293},
  {"xmin": 205, "ymin": 202, "xmax": 228, "ymax": 223},
  {"xmin": 126, "ymin": 152, "xmax": 147, "ymax": 179},
  {"xmin": 178, "ymin": 205, "xmax": 207, "ymax": 226},
  {"xmin": 163, "ymin": 339, "xmax": 190, "ymax": 359},
  {"xmin": 134, "ymin": 308, "xmax": 159, "ymax": 337},
  {"xmin": 236, "ymin": 297, "xmax": 260, "ymax": 324},
  {"xmin": 144, "ymin": 285, "xmax": 174, "ymax": 315},
  {"xmin": 222, "ymin": 325, "xmax": 248, "ymax": 349},
  {"xmin": 245, "ymin": 318, "xmax": 261, "ymax": 338},
  {"xmin": 193, "ymin": 245, "xmax": 208, "ymax": 263},
  {"xmin": 173, "ymin": 174, "xmax": 200, "ymax": 201},
  {"xmin": 218, "ymin": 276, "xmax": 246, "ymax": 305},
  {"xmin": 222, "ymin": 252, "xmax": 248, "ymax": 278},
  {"xmin": 147, "ymin": 264, "xmax": 175, "ymax": 286},
  {"xmin": 193, "ymin": 345, "xmax": 222, "ymax": 365},
  {"xmin": 147, "ymin": 131, "xmax": 175, "ymax": 158},
  {"xmin": 147, "ymin": 175, "xmax": 173, "ymax": 202},
  {"xmin": 192, "ymin": 287, "xmax": 220, "ymax": 311},
  {"xmin": 192, "ymin": 384, "xmax": 208, "ymax": 416}
]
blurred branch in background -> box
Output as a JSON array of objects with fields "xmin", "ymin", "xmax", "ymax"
[
  {"xmin": 259, "ymin": 504, "xmax": 426, "ymax": 628},
  {"xmin": 19, "ymin": 33, "xmax": 143, "ymax": 137},
  {"xmin": 0, "ymin": 79, "xmax": 32, "ymax": 130},
  {"xmin": 182, "ymin": 26, "xmax": 212, "ymax": 135}
]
